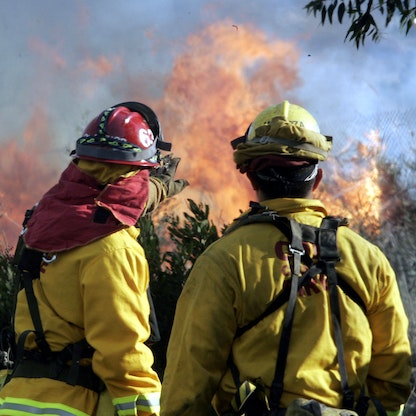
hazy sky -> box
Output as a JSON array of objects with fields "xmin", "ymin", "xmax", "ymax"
[
  {"xmin": 1, "ymin": 1, "xmax": 414, "ymax": 144},
  {"xmin": 0, "ymin": 0, "xmax": 415, "ymax": 246},
  {"xmin": 0, "ymin": 0, "xmax": 416, "ymax": 140}
]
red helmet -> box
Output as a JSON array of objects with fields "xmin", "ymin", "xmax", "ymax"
[{"xmin": 73, "ymin": 101, "xmax": 171, "ymax": 167}]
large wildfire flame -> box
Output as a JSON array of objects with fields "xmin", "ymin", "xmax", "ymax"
[
  {"xmin": 317, "ymin": 130, "xmax": 383, "ymax": 238},
  {"xmin": 155, "ymin": 20, "xmax": 300, "ymax": 225},
  {"xmin": 0, "ymin": 20, "xmax": 382, "ymax": 251}
]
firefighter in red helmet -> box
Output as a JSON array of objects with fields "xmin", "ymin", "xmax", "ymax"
[
  {"xmin": 161, "ymin": 101, "xmax": 411, "ymax": 416},
  {"xmin": 0, "ymin": 102, "xmax": 188, "ymax": 415}
]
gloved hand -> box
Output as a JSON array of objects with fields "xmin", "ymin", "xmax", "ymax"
[{"xmin": 150, "ymin": 154, "xmax": 189, "ymax": 198}]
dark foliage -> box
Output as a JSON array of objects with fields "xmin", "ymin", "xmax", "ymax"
[
  {"xmin": 305, "ymin": 0, "xmax": 416, "ymax": 48},
  {"xmin": 138, "ymin": 199, "xmax": 220, "ymax": 379}
]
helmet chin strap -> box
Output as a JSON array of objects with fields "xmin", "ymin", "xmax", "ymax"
[
  {"xmin": 304, "ymin": 164, "xmax": 318, "ymax": 181},
  {"xmin": 255, "ymin": 163, "xmax": 319, "ymax": 184}
]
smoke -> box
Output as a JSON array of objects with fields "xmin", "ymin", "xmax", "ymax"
[
  {"xmin": 0, "ymin": 1, "xmax": 415, "ymax": 250},
  {"xmin": 0, "ymin": 14, "xmax": 302, "ymax": 249},
  {"xmin": 154, "ymin": 19, "xmax": 300, "ymax": 224},
  {"xmin": 0, "ymin": 106, "xmax": 60, "ymax": 250}
]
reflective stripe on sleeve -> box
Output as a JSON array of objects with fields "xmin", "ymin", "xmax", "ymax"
[
  {"xmin": 113, "ymin": 392, "xmax": 160, "ymax": 415},
  {"xmin": 0, "ymin": 397, "xmax": 89, "ymax": 416},
  {"xmin": 386, "ymin": 404, "xmax": 404, "ymax": 416}
]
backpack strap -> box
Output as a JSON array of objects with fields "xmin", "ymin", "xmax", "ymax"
[
  {"xmin": 227, "ymin": 208, "xmax": 370, "ymax": 414},
  {"xmin": 269, "ymin": 219, "xmax": 304, "ymax": 409},
  {"xmin": 269, "ymin": 217, "xmax": 368, "ymax": 412},
  {"xmin": 11, "ymin": 214, "xmax": 53, "ymax": 362},
  {"xmin": 6, "ymin": 208, "xmax": 103, "ymax": 392},
  {"xmin": 10, "ymin": 245, "xmax": 105, "ymax": 392},
  {"xmin": 19, "ymin": 269, "xmax": 53, "ymax": 359},
  {"xmin": 319, "ymin": 217, "xmax": 355, "ymax": 410},
  {"xmin": 229, "ymin": 214, "xmax": 328, "ymax": 409},
  {"xmin": 16, "ymin": 247, "xmax": 52, "ymax": 360},
  {"xmin": 231, "ymin": 208, "xmax": 361, "ymax": 339}
]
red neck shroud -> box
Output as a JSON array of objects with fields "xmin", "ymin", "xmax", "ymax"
[{"xmin": 24, "ymin": 163, "xmax": 149, "ymax": 252}]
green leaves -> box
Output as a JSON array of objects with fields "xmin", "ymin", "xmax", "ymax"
[
  {"xmin": 304, "ymin": 0, "xmax": 416, "ymax": 48},
  {"xmin": 346, "ymin": 11, "xmax": 379, "ymax": 48}
]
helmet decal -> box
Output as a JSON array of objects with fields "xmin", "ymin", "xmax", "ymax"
[{"xmin": 138, "ymin": 128, "xmax": 155, "ymax": 148}]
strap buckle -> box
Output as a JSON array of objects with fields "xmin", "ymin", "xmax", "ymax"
[{"xmin": 289, "ymin": 245, "xmax": 305, "ymax": 256}]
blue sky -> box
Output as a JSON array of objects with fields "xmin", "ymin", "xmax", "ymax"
[{"xmin": 0, "ymin": 0, "xmax": 415, "ymax": 244}]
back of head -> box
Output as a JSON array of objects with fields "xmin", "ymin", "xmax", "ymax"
[{"xmin": 231, "ymin": 100, "xmax": 332, "ymax": 198}]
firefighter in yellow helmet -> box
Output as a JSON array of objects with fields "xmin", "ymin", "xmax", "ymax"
[
  {"xmin": 160, "ymin": 101, "xmax": 412, "ymax": 416},
  {"xmin": 0, "ymin": 102, "xmax": 188, "ymax": 416}
]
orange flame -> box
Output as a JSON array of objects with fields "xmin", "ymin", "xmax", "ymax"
[
  {"xmin": 155, "ymin": 19, "xmax": 300, "ymax": 225},
  {"xmin": 0, "ymin": 106, "xmax": 60, "ymax": 250},
  {"xmin": 79, "ymin": 55, "xmax": 118, "ymax": 77},
  {"xmin": 317, "ymin": 130, "xmax": 383, "ymax": 236},
  {"xmin": 0, "ymin": 19, "xmax": 383, "ymax": 250}
]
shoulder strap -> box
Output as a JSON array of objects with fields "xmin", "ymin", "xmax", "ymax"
[
  {"xmin": 229, "ymin": 214, "xmax": 327, "ymax": 406},
  {"xmin": 228, "ymin": 210, "xmax": 369, "ymax": 413},
  {"xmin": 229, "ymin": 210, "xmax": 365, "ymax": 338},
  {"xmin": 231, "ymin": 209, "xmax": 344, "ymax": 339},
  {"xmin": 11, "ymin": 206, "xmax": 54, "ymax": 361},
  {"xmin": 234, "ymin": 221, "xmax": 322, "ymax": 338},
  {"xmin": 315, "ymin": 217, "xmax": 355, "ymax": 410},
  {"xmin": 270, "ymin": 217, "xmax": 366, "ymax": 411},
  {"xmin": 320, "ymin": 218, "xmax": 352, "ymax": 408},
  {"xmin": 267, "ymin": 217, "xmax": 344, "ymax": 408},
  {"xmin": 7, "ymin": 209, "xmax": 104, "ymax": 391},
  {"xmin": 18, "ymin": 269, "xmax": 52, "ymax": 358},
  {"xmin": 269, "ymin": 218, "xmax": 305, "ymax": 409},
  {"xmin": 13, "ymin": 225, "xmax": 53, "ymax": 360}
]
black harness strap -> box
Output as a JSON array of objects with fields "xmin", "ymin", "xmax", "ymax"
[
  {"xmin": 270, "ymin": 216, "xmax": 360, "ymax": 411},
  {"xmin": 228, "ymin": 214, "xmax": 326, "ymax": 406},
  {"xmin": 269, "ymin": 219, "xmax": 304, "ymax": 410},
  {"xmin": 227, "ymin": 207, "xmax": 370, "ymax": 415},
  {"xmin": 318, "ymin": 218, "xmax": 355, "ymax": 410},
  {"xmin": 11, "ymin": 251, "xmax": 105, "ymax": 392},
  {"xmin": 6, "ymin": 209, "xmax": 104, "ymax": 392},
  {"xmin": 12, "ymin": 332, "xmax": 104, "ymax": 393},
  {"xmin": 14, "ymin": 247, "xmax": 52, "ymax": 361},
  {"xmin": 21, "ymin": 272, "xmax": 52, "ymax": 358}
]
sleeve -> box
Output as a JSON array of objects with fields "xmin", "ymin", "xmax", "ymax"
[
  {"xmin": 81, "ymin": 243, "xmax": 161, "ymax": 416},
  {"xmin": 386, "ymin": 405, "xmax": 404, "ymax": 416},
  {"xmin": 144, "ymin": 177, "xmax": 168, "ymax": 215},
  {"xmin": 366, "ymin": 249, "xmax": 412, "ymax": 411},
  {"xmin": 160, "ymin": 252, "xmax": 240, "ymax": 416},
  {"xmin": 143, "ymin": 156, "xmax": 189, "ymax": 215}
]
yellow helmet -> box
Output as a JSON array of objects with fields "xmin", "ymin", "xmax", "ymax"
[
  {"xmin": 247, "ymin": 100, "xmax": 321, "ymax": 138},
  {"xmin": 232, "ymin": 100, "xmax": 332, "ymax": 169}
]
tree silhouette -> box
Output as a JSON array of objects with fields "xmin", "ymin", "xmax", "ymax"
[{"xmin": 305, "ymin": 0, "xmax": 416, "ymax": 48}]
